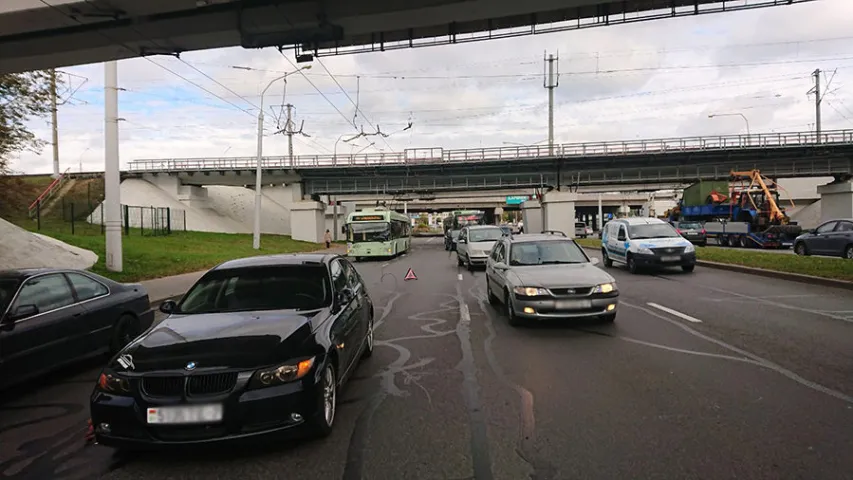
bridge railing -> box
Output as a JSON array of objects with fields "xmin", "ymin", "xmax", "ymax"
[{"xmin": 127, "ymin": 129, "xmax": 853, "ymax": 172}]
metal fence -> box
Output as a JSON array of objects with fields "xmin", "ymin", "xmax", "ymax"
[{"xmin": 82, "ymin": 203, "xmax": 187, "ymax": 236}]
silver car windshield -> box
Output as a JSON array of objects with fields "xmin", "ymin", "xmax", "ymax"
[
  {"xmin": 469, "ymin": 228, "xmax": 503, "ymax": 242},
  {"xmin": 509, "ymin": 241, "xmax": 588, "ymax": 266}
]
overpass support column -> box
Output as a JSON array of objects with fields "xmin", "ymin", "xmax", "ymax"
[
  {"xmin": 817, "ymin": 180, "xmax": 853, "ymax": 223},
  {"xmin": 541, "ymin": 191, "xmax": 578, "ymax": 238},
  {"xmin": 494, "ymin": 207, "xmax": 504, "ymax": 223},
  {"xmin": 521, "ymin": 199, "xmax": 542, "ymax": 234},
  {"xmin": 290, "ymin": 201, "xmax": 325, "ymax": 243}
]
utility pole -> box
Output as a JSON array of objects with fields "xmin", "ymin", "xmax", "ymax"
[
  {"xmin": 104, "ymin": 61, "xmax": 122, "ymax": 272},
  {"xmin": 812, "ymin": 69, "xmax": 822, "ymax": 143},
  {"xmin": 285, "ymin": 103, "xmax": 294, "ymax": 165},
  {"xmin": 49, "ymin": 69, "xmax": 60, "ymax": 178},
  {"xmin": 544, "ymin": 52, "xmax": 559, "ymax": 156}
]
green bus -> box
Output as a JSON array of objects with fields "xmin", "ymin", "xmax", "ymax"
[
  {"xmin": 345, "ymin": 208, "xmax": 412, "ymax": 260},
  {"xmin": 442, "ymin": 210, "xmax": 485, "ymax": 233}
]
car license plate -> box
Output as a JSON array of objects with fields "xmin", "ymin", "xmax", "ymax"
[
  {"xmin": 146, "ymin": 404, "xmax": 223, "ymax": 425},
  {"xmin": 661, "ymin": 255, "xmax": 680, "ymax": 262},
  {"xmin": 685, "ymin": 230, "xmax": 696, "ymax": 234},
  {"xmin": 556, "ymin": 299, "xmax": 592, "ymax": 310}
]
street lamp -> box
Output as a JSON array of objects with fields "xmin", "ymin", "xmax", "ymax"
[
  {"xmin": 253, "ymin": 64, "xmax": 311, "ymax": 250},
  {"xmin": 708, "ymin": 113, "xmax": 750, "ymax": 136},
  {"xmin": 334, "ymin": 133, "xmax": 358, "ymax": 159}
]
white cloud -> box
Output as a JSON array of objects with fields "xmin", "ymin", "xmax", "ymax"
[{"xmin": 11, "ymin": 0, "xmax": 853, "ymax": 174}]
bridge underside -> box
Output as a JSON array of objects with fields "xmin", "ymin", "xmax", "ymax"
[
  {"xmin": 0, "ymin": 0, "xmax": 811, "ymax": 74},
  {"xmin": 300, "ymin": 145, "xmax": 853, "ymax": 195}
]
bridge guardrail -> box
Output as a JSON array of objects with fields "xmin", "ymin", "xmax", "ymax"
[{"xmin": 127, "ymin": 129, "xmax": 853, "ymax": 172}]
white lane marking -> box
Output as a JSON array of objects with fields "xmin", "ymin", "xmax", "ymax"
[
  {"xmin": 647, "ymin": 302, "xmax": 702, "ymax": 323},
  {"xmin": 427, "ymin": 237, "xmax": 438, "ymax": 243},
  {"xmin": 382, "ymin": 263, "xmax": 389, "ymax": 267},
  {"xmin": 458, "ymin": 273, "xmax": 463, "ymax": 281},
  {"xmin": 707, "ymin": 286, "xmax": 853, "ymax": 323}
]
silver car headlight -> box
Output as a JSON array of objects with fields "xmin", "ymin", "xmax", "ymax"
[
  {"xmin": 513, "ymin": 287, "xmax": 549, "ymax": 296},
  {"xmin": 684, "ymin": 243, "xmax": 695, "ymax": 253},
  {"xmin": 592, "ymin": 283, "xmax": 616, "ymax": 294}
]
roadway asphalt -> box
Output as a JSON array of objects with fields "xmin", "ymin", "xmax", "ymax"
[{"xmin": 2, "ymin": 237, "xmax": 852, "ymax": 479}]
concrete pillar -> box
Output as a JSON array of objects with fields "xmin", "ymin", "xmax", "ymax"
[
  {"xmin": 494, "ymin": 206, "xmax": 504, "ymax": 223},
  {"xmin": 290, "ymin": 201, "xmax": 325, "ymax": 243},
  {"xmin": 177, "ymin": 185, "xmax": 209, "ymax": 209},
  {"xmin": 521, "ymin": 199, "xmax": 542, "ymax": 234},
  {"xmin": 541, "ymin": 191, "xmax": 578, "ymax": 238},
  {"xmin": 817, "ymin": 180, "xmax": 853, "ymax": 223}
]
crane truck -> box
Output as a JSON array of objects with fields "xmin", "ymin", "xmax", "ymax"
[{"xmin": 667, "ymin": 170, "xmax": 802, "ymax": 249}]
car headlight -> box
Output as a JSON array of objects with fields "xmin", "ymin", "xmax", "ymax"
[
  {"xmin": 249, "ymin": 357, "xmax": 315, "ymax": 389},
  {"xmin": 637, "ymin": 247, "xmax": 653, "ymax": 255},
  {"xmin": 513, "ymin": 286, "xmax": 549, "ymax": 296},
  {"xmin": 97, "ymin": 371, "xmax": 131, "ymax": 395},
  {"xmin": 684, "ymin": 243, "xmax": 695, "ymax": 253},
  {"xmin": 592, "ymin": 283, "xmax": 617, "ymax": 294}
]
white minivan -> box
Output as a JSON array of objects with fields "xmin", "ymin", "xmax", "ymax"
[
  {"xmin": 456, "ymin": 225, "xmax": 504, "ymax": 270},
  {"xmin": 601, "ymin": 217, "xmax": 696, "ymax": 274}
]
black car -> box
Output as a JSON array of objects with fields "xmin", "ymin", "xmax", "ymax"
[
  {"xmin": 0, "ymin": 268, "xmax": 153, "ymax": 389},
  {"xmin": 90, "ymin": 253, "xmax": 374, "ymax": 448},
  {"xmin": 794, "ymin": 218, "xmax": 853, "ymax": 258}
]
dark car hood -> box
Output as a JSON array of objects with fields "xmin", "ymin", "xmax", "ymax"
[
  {"xmin": 113, "ymin": 310, "xmax": 322, "ymax": 373},
  {"xmin": 511, "ymin": 263, "xmax": 614, "ymax": 288}
]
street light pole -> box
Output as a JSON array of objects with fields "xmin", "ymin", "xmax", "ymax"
[{"xmin": 253, "ymin": 65, "xmax": 311, "ymax": 250}]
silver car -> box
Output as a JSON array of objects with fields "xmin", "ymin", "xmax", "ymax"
[
  {"xmin": 456, "ymin": 225, "xmax": 504, "ymax": 270},
  {"xmin": 485, "ymin": 233, "xmax": 619, "ymax": 326}
]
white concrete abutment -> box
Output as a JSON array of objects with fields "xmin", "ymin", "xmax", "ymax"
[{"xmin": 817, "ymin": 180, "xmax": 853, "ymax": 223}]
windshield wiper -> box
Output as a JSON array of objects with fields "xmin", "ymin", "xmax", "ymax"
[{"xmin": 539, "ymin": 260, "xmax": 583, "ymax": 264}]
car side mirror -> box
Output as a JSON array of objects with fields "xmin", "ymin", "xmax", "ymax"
[
  {"xmin": 492, "ymin": 262, "xmax": 508, "ymax": 271},
  {"xmin": 159, "ymin": 300, "xmax": 177, "ymax": 314},
  {"xmin": 341, "ymin": 225, "xmax": 346, "ymax": 234},
  {"xmin": 617, "ymin": 233, "xmax": 626, "ymax": 241},
  {"xmin": 458, "ymin": 239, "xmax": 467, "ymax": 244},
  {"xmin": 7, "ymin": 304, "xmax": 38, "ymax": 322},
  {"xmin": 590, "ymin": 257, "xmax": 600, "ymax": 266},
  {"xmin": 337, "ymin": 287, "xmax": 354, "ymax": 306}
]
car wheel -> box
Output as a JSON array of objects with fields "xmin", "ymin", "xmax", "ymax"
[
  {"xmin": 307, "ymin": 362, "xmax": 337, "ymax": 438},
  {"xmin": 627, "ymin": 254, "xmax": 639, "ymax": 274},
  {"xmin": 110, "ymin": 314, "xmax": 138, "ymax": 354},
  {"xmin": 505, "ymin": 290, "xmax": 521, "ymax": 327},
  {"xmin": 600, "ymin": 313, "xmax": 616, "ymax": 323},
  {"xmin": 602, "ymin": 249, "xmax": 613, "ymax": 268},
  {"xmin": 487, "ymin": 280, "xmax": 499, "ymax": 305},
  {"xmin": 844, "ymin": 244, "xmax": 853, "ymax": 260},
  {"xmin": 795, "ymin": 242, "xmax": 808, "ymax": 256},
  {"xmin": 682, "ymin": 264, "xmax": 695, "ymax": 273},
  {"xmin": 362, "ymin": 313, "xmax": 374, "ymax": 359}
]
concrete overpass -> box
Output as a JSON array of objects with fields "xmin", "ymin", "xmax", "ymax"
[
  {"xmin": 342, "ymin": 191, "xmax": 650, "ymax": 210},
  {"xmin": 0, "ymin": 0, "xmax": 811, "ymax": 74},
  {"xmin": 128, "ymin": 129, "xmax": 853, "ymax": 194}
]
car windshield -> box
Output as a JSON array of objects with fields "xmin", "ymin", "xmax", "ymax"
[
  {"xmin": 678, "ymin": 222, "xmax": 702, "ymax": 229},
  {"xmin": 177, "ymin": 266, "xmax": 331, "ymax": 314},
  {"xmin": 469, "ymin": 228, "xmax": 504, "ymax": 242},
  {"xmin": 348, "ymin": 221, "xmax": 390, "ymax": 243},
  {"xmin": 0, "ymin": 278, "xmax": 20, "ymax": 314},
  {"xmin": 628, "ymin": 223, "xmax": 680, "ymax": 239},
  {"xmin": 509, "ymin": 241, "xmax": 589, "ymax": 266}
]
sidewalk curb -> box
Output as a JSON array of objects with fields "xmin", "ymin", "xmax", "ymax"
[{"xmin": 580, "ymin": 246, "xmax": 853, "ymax": 291}]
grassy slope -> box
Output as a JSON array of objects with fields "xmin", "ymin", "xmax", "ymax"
[{"xmin": 575, "ymin": 237, "xmax": 853, "ymax": 282}]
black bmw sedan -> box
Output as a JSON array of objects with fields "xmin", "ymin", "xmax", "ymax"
[{"xmin": 90, "ymin": 253, "xmax": 375, "ymax": 448}]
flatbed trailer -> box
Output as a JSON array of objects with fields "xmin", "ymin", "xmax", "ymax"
[{"xmin": 702, "ymin": 220, "xmax": 801, "ymax": 249}]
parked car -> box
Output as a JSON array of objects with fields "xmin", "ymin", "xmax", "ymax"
[
  {"xmin": 485, "ymin": 232, "xmax": 619, "ymax": 326},
  {"xmin": 794, "ymin": 218, "xmax": 853, "ymax": 258},
  {"xmin": 456, "ymin": 225, "xmax": 504, "ymax": 270},
  {"xmin": 574, "ymin": 222, "xmax": 589, "ymax": 238},
  {"xmin": 90, "ymin": 253, "xmax": 374, "ymax": 448},
  {"xmin": 0, "ymin": 268, "xmax": 153, "ymax": 389},
  {"xmin": 671, "ymin": 220, "xmax": 707, "ymax": 246}
]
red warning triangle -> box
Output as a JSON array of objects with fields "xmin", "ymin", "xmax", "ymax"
[{"xmin": 404, "ymin": 268, "xmax": 418, "ymax": 281}]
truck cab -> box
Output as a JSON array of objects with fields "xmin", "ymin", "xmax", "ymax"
[{"xmin": 601, "ymin": 217, "xmax": 696, "ymax": 274}]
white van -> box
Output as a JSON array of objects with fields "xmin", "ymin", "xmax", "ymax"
[{"xmin": 601, "ymin": 217, "xmax": 696, "ymax": 274}]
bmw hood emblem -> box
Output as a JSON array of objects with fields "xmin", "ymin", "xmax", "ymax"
[{"xmin": 185, "ymin": 361, "xmax": 197, "ymax": 371}]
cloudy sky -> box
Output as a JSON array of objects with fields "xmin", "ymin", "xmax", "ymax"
[{"xmin": 10, "ymin": 0, "xmax": 853, "ymax": 174}]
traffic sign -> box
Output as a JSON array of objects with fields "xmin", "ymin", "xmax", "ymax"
[{"xmin": 506, "ymin": 195, "xmax": 529, "ymax": 205}]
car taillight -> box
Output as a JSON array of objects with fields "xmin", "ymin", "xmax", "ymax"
[
  {"xmin": 701, "ymin": 229, "xmax": 706, "ymax": 234},
  {"xmin": 676, "ymin": 229, "xmax": 682, "ymax": 234}
]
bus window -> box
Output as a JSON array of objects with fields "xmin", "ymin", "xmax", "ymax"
[{"xmin": 349, "ymin": 222, "xmax": 391, "ymax": 242}]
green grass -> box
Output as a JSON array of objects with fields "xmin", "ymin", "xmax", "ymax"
[
  {"xmin": 575, "ymin": 237, "xmax": 853, "ymax": 282},
  {"xmin": 15, "ymin": 222, "xmax": 323, "ymax": 282}
]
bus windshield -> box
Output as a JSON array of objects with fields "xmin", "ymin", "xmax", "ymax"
[{"xmin": 349, "ymin": 222, "xmax": 391, "ymax": 243}]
